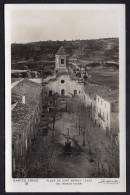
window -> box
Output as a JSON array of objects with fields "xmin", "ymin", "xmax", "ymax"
[
  {"xmin": 46, "ymin": 92, "xmax": 47, "ymax": 94},
  {"xmin": 74, "ymin": 90, "xmax": 77, "ymax": 95},
  {"xmin": 79, "ymin": 91, "xmax": 80, "ymax": 94},
  {"xmin": 49, "ymin": 107, "xmax": 54, "ymax": 112},
  {"xmin": 61, "ymin": 59, "xmax": 64, "ymax": 64},
  {"xmin": 61, "ymin": 80, "xmax": 65, "ymax": 84},
  {"xmin": 107, "ymin": 112, "xmax": 108, "ymax": 120},
  {"xmin": 49, "ymin": 90, "xmax": 52, "ymax": 96},
  {"xmin": 61, "ymin": 89, "xmax": 65, "ymax": 96},
  {"xmin": 12, "ymin": 143, "xmax": 15, "ymax": 151}
]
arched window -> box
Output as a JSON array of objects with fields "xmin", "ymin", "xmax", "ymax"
[
  {"xmin": 74, "ymin": 90, "xmax": 77, "ymax": 95},
  {"xmin": 61, "ymin": 89, "xmax": 65, "ymax": 96},
  {"xmin": 12, "ymin": 143, "xmax": 15, "ymax": 151},
  {"xmin": 49, "ymin": 90, "xmax": 52, "ymax": 96},
  {"xmin": 61, "ymin": 59, "xmax": 64, "ymax": 64}
]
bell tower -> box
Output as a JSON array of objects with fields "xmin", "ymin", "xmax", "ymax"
[{"xmin": 55, "ymin": 46, "xmax": 68, "ymax": 74}]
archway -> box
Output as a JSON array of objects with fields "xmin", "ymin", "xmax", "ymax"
[
  {"xmin": 49, "ymin": 90, "xmax": 52, "ymax": 96},
  {"xmin": 61, "ymin": 89, "xmax": 65, "ymax": 96},
  {"xmin": 74, "ymin": 90, "xmax": 77, "ymax": 95}
]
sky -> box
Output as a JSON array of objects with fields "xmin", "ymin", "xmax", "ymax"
[{"xmin": 11, "ymin": 10, "xmax": 119, "ymax": 43}]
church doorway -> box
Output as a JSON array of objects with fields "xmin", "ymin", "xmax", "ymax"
[
  {"xmin": 74, "ymin": 90, "xmax": 77, "ymax": 95},
  {"xmin": 49, "ymin": 90, "xmax": 52, "ymax": 96},
  {"xmin": 61, "ymin": 89, "xmax": 65, "ymax": 96}
]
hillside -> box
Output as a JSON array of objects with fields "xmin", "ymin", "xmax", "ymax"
[{"xmin": 11, "ymin": 38, "xmax": 119, "ymax": 71}]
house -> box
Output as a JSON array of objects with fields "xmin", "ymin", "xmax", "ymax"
[
  {"xmin": 12, "ymin": 79, "xmax": 43, "ymax": 176},
  {"xmin": 84, "ymin": 83, "xmax": 105, "ymax": 119},
  {"xmin": 84, "ymin": 83, "xmax": 119, "ymax": 140},
  {"xmin": 95, "ymin": 89, "xmax": 119, "ymax": 136}
]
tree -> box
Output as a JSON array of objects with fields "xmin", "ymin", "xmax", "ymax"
[
  {"xmin": 50, "ymin": 93, "xmax": 60, "ymax": 144},
  {"xmin": 65, "ymin": 95, "xmax": 119, "ymax": 178}
]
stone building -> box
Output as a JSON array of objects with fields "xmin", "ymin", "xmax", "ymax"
[
  {"xmin": 43, "ymin": 46, "xmax": 85, "ymax": 101},
  {"xmin": 12, "ymin": 79, "xmax": 43, "ymax": 176},
  {"xmin": 84, "ymin": 83, "xmax": 119, "ymax": 140},
  {"xmin": 55, "ymin": 46, "xmax": 69, "ymax": 74},
  {"xmin": 95, "ymin": 90, "xmax": 119, "ymax": 134}
]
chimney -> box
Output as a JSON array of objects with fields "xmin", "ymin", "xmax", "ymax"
[{"xmin": 22, "ymin": 95, "xmax": 25, "ymax": 104}]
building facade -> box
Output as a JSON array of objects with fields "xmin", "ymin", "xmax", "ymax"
[
  {"xmin": 12, "ymin": 79, "xmax": 43, "ymax": 176},
  {"xmin": 43, "ymin": 73, "xmax": 84, "ymax": 98},
  {"xmin": 95, "ymin": 92, "xmax": 119, "ymax": 137},
  {"xmin": 55, "ymin": 46, "xmax": 69, "ymax": 74},
  {"xmin": 84, "ymin": 82, "xmax": 119, "ymax": 140},
  {"xmin": 43, "ymin": 46, "xmax": 85, "ymax": 99}
]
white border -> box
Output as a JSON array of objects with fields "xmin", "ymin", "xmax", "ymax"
[{"xmin": 5, "ymin": 4, "xmax": 126, "ymax": 192}]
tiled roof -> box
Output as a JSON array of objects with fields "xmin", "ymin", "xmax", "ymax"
[
  {"xmin": 12, "ymin": 79, "xmax": 42, "ymax": 140},
  {"xmin": 56, "ymin": 46, "xmax": 68, "ymax": 55},
  {"xmin": 85, "ymin": 82, "xmax": 119, "ymax": 102}
]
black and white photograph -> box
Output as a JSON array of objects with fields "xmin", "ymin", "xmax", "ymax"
[{"xmin": 5, "ymin": 4, "xmax": 126, "ymax": 192}]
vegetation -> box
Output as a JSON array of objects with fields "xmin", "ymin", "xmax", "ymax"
[
  {"xmin": 11, "ymin": 38, "xmax": 119, "ymax": 71},
  {"xmin": 67, "ymin": 96, "xmax": 119, "ymax": 178}
]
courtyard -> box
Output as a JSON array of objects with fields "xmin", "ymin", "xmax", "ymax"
[{"xmin": 22, "ymin": 98, "xmax": 119, "ymax": 178}]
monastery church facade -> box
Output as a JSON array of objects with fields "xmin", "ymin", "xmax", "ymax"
[{"xmin": 43, "ymin": 46, "xmax": 84, "ymax": 98}]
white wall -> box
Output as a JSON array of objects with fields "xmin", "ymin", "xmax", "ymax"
[
  {"xmin": 96, "ymin": 95, "xmax": 111, "ymax": 129},
  {"xmin": 44, "ymin": 74, "xmax": 84, "ymax": 98},
  {"xmin": 55, "ymin": 55, "xmax": 67, "ymax": 68},
  {"xmin": 84, "ymin": 93, "xmax": 92, "ymax": 107},
  {"xmin": 110, "ymin": 112, "xmax": 119, "ymax": 131}
]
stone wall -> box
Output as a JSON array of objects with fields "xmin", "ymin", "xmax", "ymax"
[{"xmin": 43, "ymin": 74, "xmax": 84, "ymax": 99}]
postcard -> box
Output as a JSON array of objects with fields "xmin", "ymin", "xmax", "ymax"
[{"xmin": 5, "ymin": 4, "xmax": 126, "ymax": 192}]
